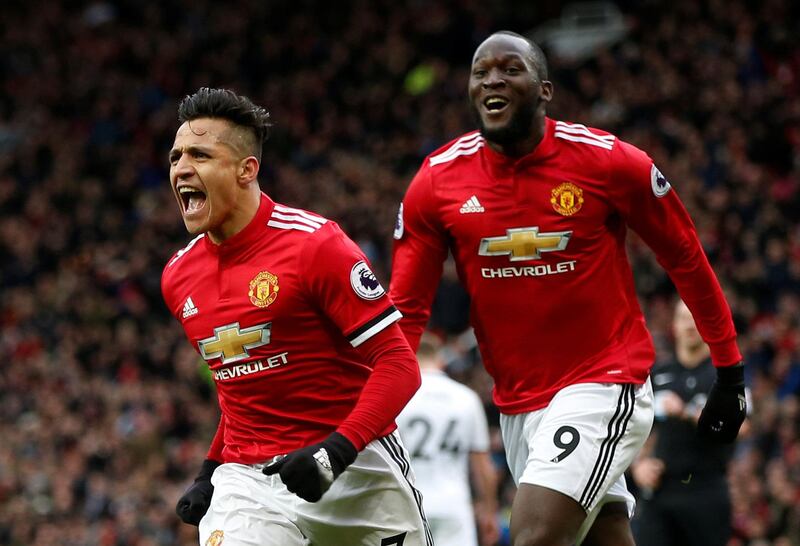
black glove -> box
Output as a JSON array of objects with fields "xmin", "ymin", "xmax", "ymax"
[
  {"xmin": 263, "ymin": 432, "xmax": 357, "ymax": 502},
  {"xmin": 176, "ymin": 459, "xmax": 221, "ymax": 525},
  {"xmin": 698, "ymin": 362, "xmax": 746, "ymax": 443}
]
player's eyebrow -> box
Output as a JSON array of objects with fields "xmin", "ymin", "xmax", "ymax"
[{"xmin": 168, "ymin": 145, "xmax": 213, "ymax": 164}]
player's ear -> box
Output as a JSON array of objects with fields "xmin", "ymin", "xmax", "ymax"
[
  {"xmin": 238, "ymin": 156, "xmax": 260, "ymax": 186},
  {"xmin": 539, "ymin": 80, "xmax": 553, "ymax": 104}
]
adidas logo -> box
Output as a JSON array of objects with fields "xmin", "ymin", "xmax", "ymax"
[
  {"xmin": 459, "ymin": 195, "xmax": 484, "ymax": 213},
  {"xmin": 182, "ymin": 297, "xmax": 198, "ymax": 319}
]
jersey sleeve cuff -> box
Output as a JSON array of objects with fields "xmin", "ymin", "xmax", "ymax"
[
  {"xmin": 347, "ymin": 306, "xmax": 403, "ymax": 347},
  {"xmin": 334, "ymin": 427, "xmax": 368, "ymax": 452},
  {"xmin": 708, "ymin": 340, "xmax": 743, "ymax": 367}
]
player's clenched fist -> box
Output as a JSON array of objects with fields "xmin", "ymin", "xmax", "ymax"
[
  {"xmin": 263, "ymin": 432, "xmax": 357, "ymax": 502},
  {"xmin": 176, "ymin": 459, "xmax": 221, "ymax": 525},
  {"xmin": 698, "ymin": 362, "xmax": 746, "ymax": 443}
]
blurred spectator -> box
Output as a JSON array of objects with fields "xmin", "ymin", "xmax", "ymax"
[
  {"xmin": 630, "ymin": 300, "xmax": 744, "ymax": 546},
  {"xmin": 2, "ymin": 0, "xmax": 799, "ymax": 544}
]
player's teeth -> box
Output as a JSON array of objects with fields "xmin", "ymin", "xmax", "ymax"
[
  {"xmin": 484, "ymin": 98, "xmax": 508, "ymax": 110},
  {"xmin": 188, "ymin": 194, "xmax": 204, "ymax": 211}
]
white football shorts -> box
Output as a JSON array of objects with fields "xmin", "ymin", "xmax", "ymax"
[
  {"xmin": 198, "ymin": 431, "xmax": 433, "ymax": 546},
  {"xmin": 500, "ymin": 380, "xmax": 654, "ymax": 545}
]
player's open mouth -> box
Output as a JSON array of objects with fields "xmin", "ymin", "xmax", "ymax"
[
  {"xmin": 178, "ymin": 185, "xmax": 207, "ymax": 214},
  {"xmin": 483, "ymin": 96, "xmax": 509, "ymax": 114}
]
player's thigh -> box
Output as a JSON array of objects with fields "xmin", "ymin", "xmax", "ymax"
[
  {"xmin": 511, "ymin": 483, "xmax": 587, "ymax": 545},
  {"xmin": 577, "ymin": 476, "xmax": 638, "ymax": 545},
  {"xmin": 511, "ymin": 489, "xmax": 634, "ymax": 546},
  {"xmin": 501, "ymin": 381, "xmax": 653, "ymax": 544},
  {"xmin": 297, "ymin": 431, "xmax": 433, "ymax": 546},
  {"xmin": 199, "ymin": 463, "xmax": 309, "ymax": 546},
  {"xmin": 582, "ymin": 501, "xmax": 635, "ymax": 546}
]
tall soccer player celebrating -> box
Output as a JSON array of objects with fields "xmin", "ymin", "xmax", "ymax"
[
  {"xmin": 162, "ymin": 87, "xmax": 431, "ymax": 546},
  {"xmin": 390, "ymin": 32, "xmax": 747, "ymax": 546}
]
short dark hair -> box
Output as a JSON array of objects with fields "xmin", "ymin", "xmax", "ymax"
[
  {"xmin": 416, "ymin": 331, "xmax": 443, "ymax": 361},
  {"xmin": 493, "ymin": 30, "xmax": 549, "ymax": 80},
  {"xmin": 177, "ymin": 87, "xmax": 271, "ymax": 160}
]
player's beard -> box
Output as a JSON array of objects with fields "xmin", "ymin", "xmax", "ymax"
[{"xmin": 471, "ymin": 97, "xmax": 538, "ymax": 148}]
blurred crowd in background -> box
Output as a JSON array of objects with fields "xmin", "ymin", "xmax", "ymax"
[{"xmin": 1, "ymin": 0, "xmax": 799, "ymax": 544}]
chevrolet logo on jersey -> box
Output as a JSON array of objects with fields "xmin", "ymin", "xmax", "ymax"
[
  {"xmin": 198, "ymin": 322, "xmax": 272, "ymax": 364},
  {"xmin": 479, "ymin": 227, "xmax": 572, "ymax": 261}
]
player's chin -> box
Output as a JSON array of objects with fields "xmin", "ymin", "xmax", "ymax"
[
  {"xmin": 479, "ymin": 122, "xmax": 520, "ymax": 145},
  {"xmin": 478, "ymin": 111, "xmax": 516, "ymax": 135},
  {"xmin": 480, "ymin": 118, "xmax": 513, "ymax": 135},
  {"xmin": 182, "ymin": 216, "xmax": 208, "ymax": 236}
]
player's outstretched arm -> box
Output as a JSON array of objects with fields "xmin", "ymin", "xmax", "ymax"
[
  {"xmin": 390, "ymin": 168, "xmax": 448, "ymax": 352},
  {"xmin": 697, "ymin": 362, "xmax": 746, "ymax": 443}
]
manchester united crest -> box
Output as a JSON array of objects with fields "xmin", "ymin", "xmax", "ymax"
[
  {"xmin": 206, "ymin": 530, "xmax": 224, "ymax": 546},
  {"xmin": 550, "ymin": 182, "xmax": 584, "ymax": 216},
  {"xmin": 248, "ymin": 271, "xmax": 279, "ymax": 308}
]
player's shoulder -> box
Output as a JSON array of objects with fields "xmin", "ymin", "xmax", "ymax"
[
  {"xmin": 266, "ymin": 201, "xmax": 357, "ymax": 264},
  {"xmin": 164, "ymin": 233, "xmax": 207, "ymax": 272},
  {"xmin": 265, "ymin": 201, "xmax": 333, "ymax": 239},
  {"xmin": 424, "ymin": 131, "xmax": 485, "ymax": 171},
  {"xmin": 161, "ymin": 233, "xmax": 208, "ymax": 302},
  {"xmin": 552, "ymin": 119, "xmax": 618, "ymax": 154},
  {"xmin": 551, "ymin": 119, "xmax": 651, "ymax": 173}
]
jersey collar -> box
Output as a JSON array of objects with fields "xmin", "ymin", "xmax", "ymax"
[
  {"xmin": 481, "ymin": 116, "xmax": 557, "ymax": 168},
  {"xmin": 203, "ymin": 192, "xmax": 275, "ymax": 255}
]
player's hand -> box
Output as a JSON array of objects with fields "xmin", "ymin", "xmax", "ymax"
[
  {"xmin": 631, "ymin": 457, "xmax": 665, "ymax": 490},
  {"xmin": 660, "ymin": 391, "xmax": 685, "ymax": 417},
  {"xmin": 176, "ymin": 459, "xmax": 222, "ymax": 526},
  {"xmin": 698, "ymin": 362, "xmax": 746, "ymax": 443},
  {"xmin": 263, "ymin": 432, "xmax": 357, "ymax": 502}
]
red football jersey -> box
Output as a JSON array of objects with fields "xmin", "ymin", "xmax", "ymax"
[
  {"xmin": 162, "ymin": 194, "xmax": 404, "ymax": 463},
  {"xmin": 390, "ymin": 118, "xmax": 741, "ymax": 414}
]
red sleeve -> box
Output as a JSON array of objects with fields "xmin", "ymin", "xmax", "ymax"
[
  {"xmin": 206, "ymin": 414, "xmax": 225, "ymax": 462},
  {"xmin": 299, "ymin": 223, "xmax": 420, "ymax": 449},
  {"xmin": 336, "ymin": 323, "xmax": 421, "ymax": 450},
  {"xmin": 389, "ymin": 166, "xmax": 449, "ymax": 351},
  {"xmin": 608, "ymin": 140, "xmax": 741, "ymax": 366},
  {"xmin": 303, "ymin": 223, "xmax": 401, "ymax": 346}
]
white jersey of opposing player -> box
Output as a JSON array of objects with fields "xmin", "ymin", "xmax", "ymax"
[{"xmin": 397, "ymin": 369, "xmax": 490, "ymax": 544}]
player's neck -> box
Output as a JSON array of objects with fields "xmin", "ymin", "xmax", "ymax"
[
  {"xmin": 487, "ymin": 117, "xmax": 546, "ymax": 158},
  {"xmin": 207, "ymin": 189, "xmax": 262, "ymax": 244}
]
